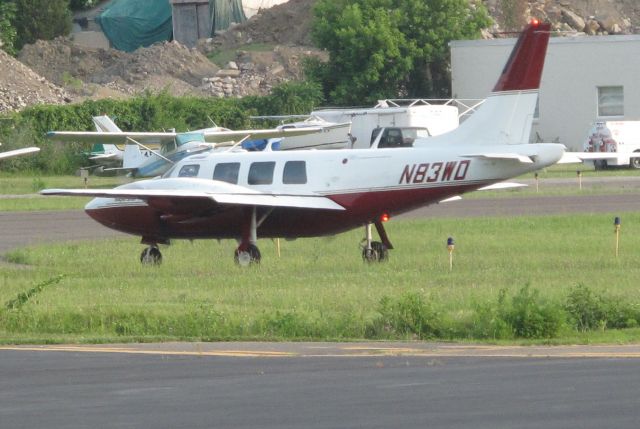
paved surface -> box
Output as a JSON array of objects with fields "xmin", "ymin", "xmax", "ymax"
[{"xmin": 2, "ymin": 342, "xmax": 640, "ymax": 429}]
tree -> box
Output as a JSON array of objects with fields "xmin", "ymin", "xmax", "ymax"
[
  {"xmin": 310, "ymin": 0, "xmax": 491, "ymax": 104},
  {"xmin": 13, "ymin": 0, "xmax": 72, "ymax": 50},
  {"xmin": 0, "ymin": 1, "xmax": 17, "ymax": 55}
]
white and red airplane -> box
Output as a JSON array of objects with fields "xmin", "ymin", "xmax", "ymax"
[{"xmin": 42, "ymin": 22, "xmax": 565, "ymax": 265}]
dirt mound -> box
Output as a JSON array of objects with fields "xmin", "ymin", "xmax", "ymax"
[
  {"xmin": 18, "ymin": 38, "xmax": 220, "ymax": 98},
  {"xmin": 215, "ymin": 0, "xmax": 316, "ymax": 48},
  {"xmin": 0, "ymin": 48, "xmax": 69, "ymax": 113}
]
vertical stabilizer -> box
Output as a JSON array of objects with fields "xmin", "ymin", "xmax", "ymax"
[{"xmin": 417, "ymin": 22, "xmax": 551, "ymax": 147}]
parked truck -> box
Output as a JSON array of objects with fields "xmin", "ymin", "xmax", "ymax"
[{"xmin": 583, "ymin": 121, "xmax": 640, "ymax": 169}]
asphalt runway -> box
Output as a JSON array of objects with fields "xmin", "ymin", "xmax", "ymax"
[{"xmin": 2, "ymin": 342, "xmax": 640, "ymax": 429}]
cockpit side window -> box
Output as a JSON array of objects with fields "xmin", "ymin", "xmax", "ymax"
[
  {"xmin": 178, "ymin": 164, "xmax": 200, "ymax": 177},
  {"xmin": 213, "ymin": 162, "xmax": 240, "ymax": 184},
  {"xmin": 248, "ymin": 161, "xmax": 275, "ymax": 185},
  {"xmin": 378, "ymin": 128, "xmax": 403, "ymax": 148},
  {"xmin": 283, "ymin": 161, "xmax": 307, "ymax": 184}
]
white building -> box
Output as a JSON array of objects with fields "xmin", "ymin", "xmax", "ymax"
[{"xmin": 450, "ymin": 34, "xmax": 640, "ymax": 150}]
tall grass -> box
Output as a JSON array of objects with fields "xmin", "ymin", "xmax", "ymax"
[{"xmin": 1, "ymin": 213, "xmax": 640, "ymax": 343}]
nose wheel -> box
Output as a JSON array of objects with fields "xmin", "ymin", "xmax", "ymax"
[
  {"xmin": 140, "ymin": 245, "xmax": 162, "ymax": 265},
  {"xmin": 361, "ymin": 221, "xmax": 393, "ymax": 263}
]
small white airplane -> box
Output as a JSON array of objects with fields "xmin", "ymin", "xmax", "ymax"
[
  {"xmin": 47, "ymin": 118, "xmax": 326, "ymax": 177},
  {"xmin": 42, "ymin": 22, "xmax": 565, "ymax": 265},
  {"xmin": 0, "ymin": 145, "xmax": 40, "ymax": 160}
]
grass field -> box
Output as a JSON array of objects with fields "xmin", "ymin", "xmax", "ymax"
[{"xmin": 2, "ymin": 212, "xmax": 640, "ymax": 344}]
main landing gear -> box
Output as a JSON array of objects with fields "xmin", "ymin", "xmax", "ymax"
[
  {"xmin": 140, "ymin": 245, "xmax": 162, "ymax": 265},
  {"xmin": 361, "ymin": 220, "xmax": 394, "ymax": 263},
  {"xmin": 234, "ymin": 206, "xmax": 263, "ymax": 267}
]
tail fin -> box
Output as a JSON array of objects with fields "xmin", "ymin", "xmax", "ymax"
[
  {"xmin": 92, "ymin": 115, "xmax": 123, "ymax": 155},
  {"xmin": 421, "ymin": 22, "xmax": 551, "ymax": 146},
  {"xmin": 92, "ymin": 115, "xmax": 122, "ymax": 133}
]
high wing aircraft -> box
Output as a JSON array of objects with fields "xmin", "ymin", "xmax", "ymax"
[
  {"xmin": 0, "ymin": 145, "xmax": 40, "ymax": 160},
  {"xmin": 47, "ymin": 119, "xmax": 326, "ymax": 177},
  {"xmin": 42, "ymin": 22, "xmax": 565, "ymax": 266}
]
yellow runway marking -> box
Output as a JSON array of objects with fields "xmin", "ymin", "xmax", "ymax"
[
  {"xmin": 3, "ymin": 344, "xmax": 640, "ymax": 359},
  {"xmin": 0, "ymin": 345, "xmax": 295, "ymax": 358}
]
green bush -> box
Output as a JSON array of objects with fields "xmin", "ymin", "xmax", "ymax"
[
  {"xmin": 498, "ymin": 285, "xmax": 563, "ymax": 339},
  {"xmin": 0, "ymin": 85, "xmax": 323, "ymax": 174},
  {"xmin": 367, "ymin": 292, "xmax": 442, "ymax": 339},
  {"xmin": 565, "ymin": 284, "xmax": 640, "ymax": 331}
]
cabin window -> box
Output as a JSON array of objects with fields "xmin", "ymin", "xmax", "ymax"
[
  {"xmin": 598, "ymin": 86, "xmax": 624, "ymax": 117},
  {"xmin": 213, "ymin": 162, "xmax": 240, "ymax": 184},
  {"xmin": 178, "ymin": 164, "xmax": 200, "ymax": 177},
  {"xmin": 248, "ymin": 161, "xmax": 275, "ymax": 185},
  {"xmin": 283, "ymin": 161, "xmax": 307, "ymax": 184}
]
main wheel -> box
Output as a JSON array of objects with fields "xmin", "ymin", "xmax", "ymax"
[
  {"xmin": 630, "ymin": 154, "xmax": 640, "ymax": 170},
  {"xmin": 234, "ymin": 244, "xmax": 261, "ymax": 266},
  {"xmin": 140, "ymin": 246, "xmax": 162, "ymax": 265}
]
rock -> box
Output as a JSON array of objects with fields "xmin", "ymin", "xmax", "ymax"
[
  {"xmin": 562, "ymin": 8, "xmax": 586, "ymax": 31},
  {"xmin": 585, "ymin": 19, "xmax": 601, "ymax": 35},
  {"xmin": 216, "ymin": 69, "xmax": 241, "ymax": 78}
]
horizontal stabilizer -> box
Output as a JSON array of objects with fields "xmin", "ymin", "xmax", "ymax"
[
  {"xmin": 463, "ymin": 153, "xmax": 534, "ymax": 163},
  {"xmin": 557, "ymin": 152, "xmax": 620, "ymax": 164},
  {"xmin": 478, "ymin": 182, "xmax": 527, "ymax": 191}
]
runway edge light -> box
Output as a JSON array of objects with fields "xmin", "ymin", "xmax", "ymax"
[
  {"xmin": 614, "ymin": 216, "xmax": 621, "ymax": 258},
  {"xmin": 447, "ymin": 237, "xmax": 455, "ymax": 272}
]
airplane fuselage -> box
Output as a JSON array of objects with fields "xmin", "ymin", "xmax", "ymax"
[{"xmin": 85, "ymin": 143, "xmax": 564, "ymax": 242}]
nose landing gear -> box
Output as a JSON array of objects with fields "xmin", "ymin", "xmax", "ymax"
[{"xmin": 361, "ymin": 221, "xmax": 393, "ymax": 263}]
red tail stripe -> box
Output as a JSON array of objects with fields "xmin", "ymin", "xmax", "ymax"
[{"xmin": 492, "ymin": 22, "xmax": 551, "ymax": 92}]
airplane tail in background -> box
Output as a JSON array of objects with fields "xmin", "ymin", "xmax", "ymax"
[
  {"xmin": 92, "ymin": 115, "xmax": 122, "ymax": 133},
  {"xmin": 91, "ymin": 115, "xmax": 124, "ymax": 159},
  {"xmin": 420, "ymin": 22, "xmax": 551, "ymax": 147}
]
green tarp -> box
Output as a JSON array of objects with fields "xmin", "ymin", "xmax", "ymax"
[
  {"xmin": 209, "ymin": 0, "xmax": 246, "ymax": 35},
  {"xmin": 97, "ymin": 0, "xmax": 173, "ymax": 52}
]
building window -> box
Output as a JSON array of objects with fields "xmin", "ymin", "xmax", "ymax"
[
  {"xmin": 283, "ymin": 161, "xmax": 307, "ymax": 184},
  {"xmin": 248, "ymin": 161, "xmax": 275, "ymax": 185},
  {"xmin": 598, "ymin": 86, "xmax": 624, "ymax": 117},
  {"xmin": 213, "ymin": 162, "xmax": 240, "ymax": 184},
  {"xmin": 178, "ymin": 164, "xmax": 200, "ymax": 177}
]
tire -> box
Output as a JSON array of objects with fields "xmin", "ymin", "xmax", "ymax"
[
  {"xmin": 362, "ymin": 242, "xmax": 389, "ymax": 263},
  {"xmin": 234, "ymin": 244, "xmax": 261, "ymax": 266},
  {"xmin": 630, "ymin": 155, "xmax": 640, "ymax": 170},
  {"xmin": 140, "ymin": 246, "xmax": 162, "ymax": 265},
  {"xmin": 594, "ymin": 159, "xmax": 608, "ymax": 170}
]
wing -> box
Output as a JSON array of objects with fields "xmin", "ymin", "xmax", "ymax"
[
  {"xmin": 202, "ymin": 127, "xmax": 323, "ymax": 143},
  {"xmin": 0, "ymin": 147, "xmax": 40, "ymax": 160},
  {"xmin": 46, "ymin": 131, "xmax": 177, "ymax": 145},
  {"xmin": 40, "ymin": 188, "xmax": 345, "ymax": 211}
]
